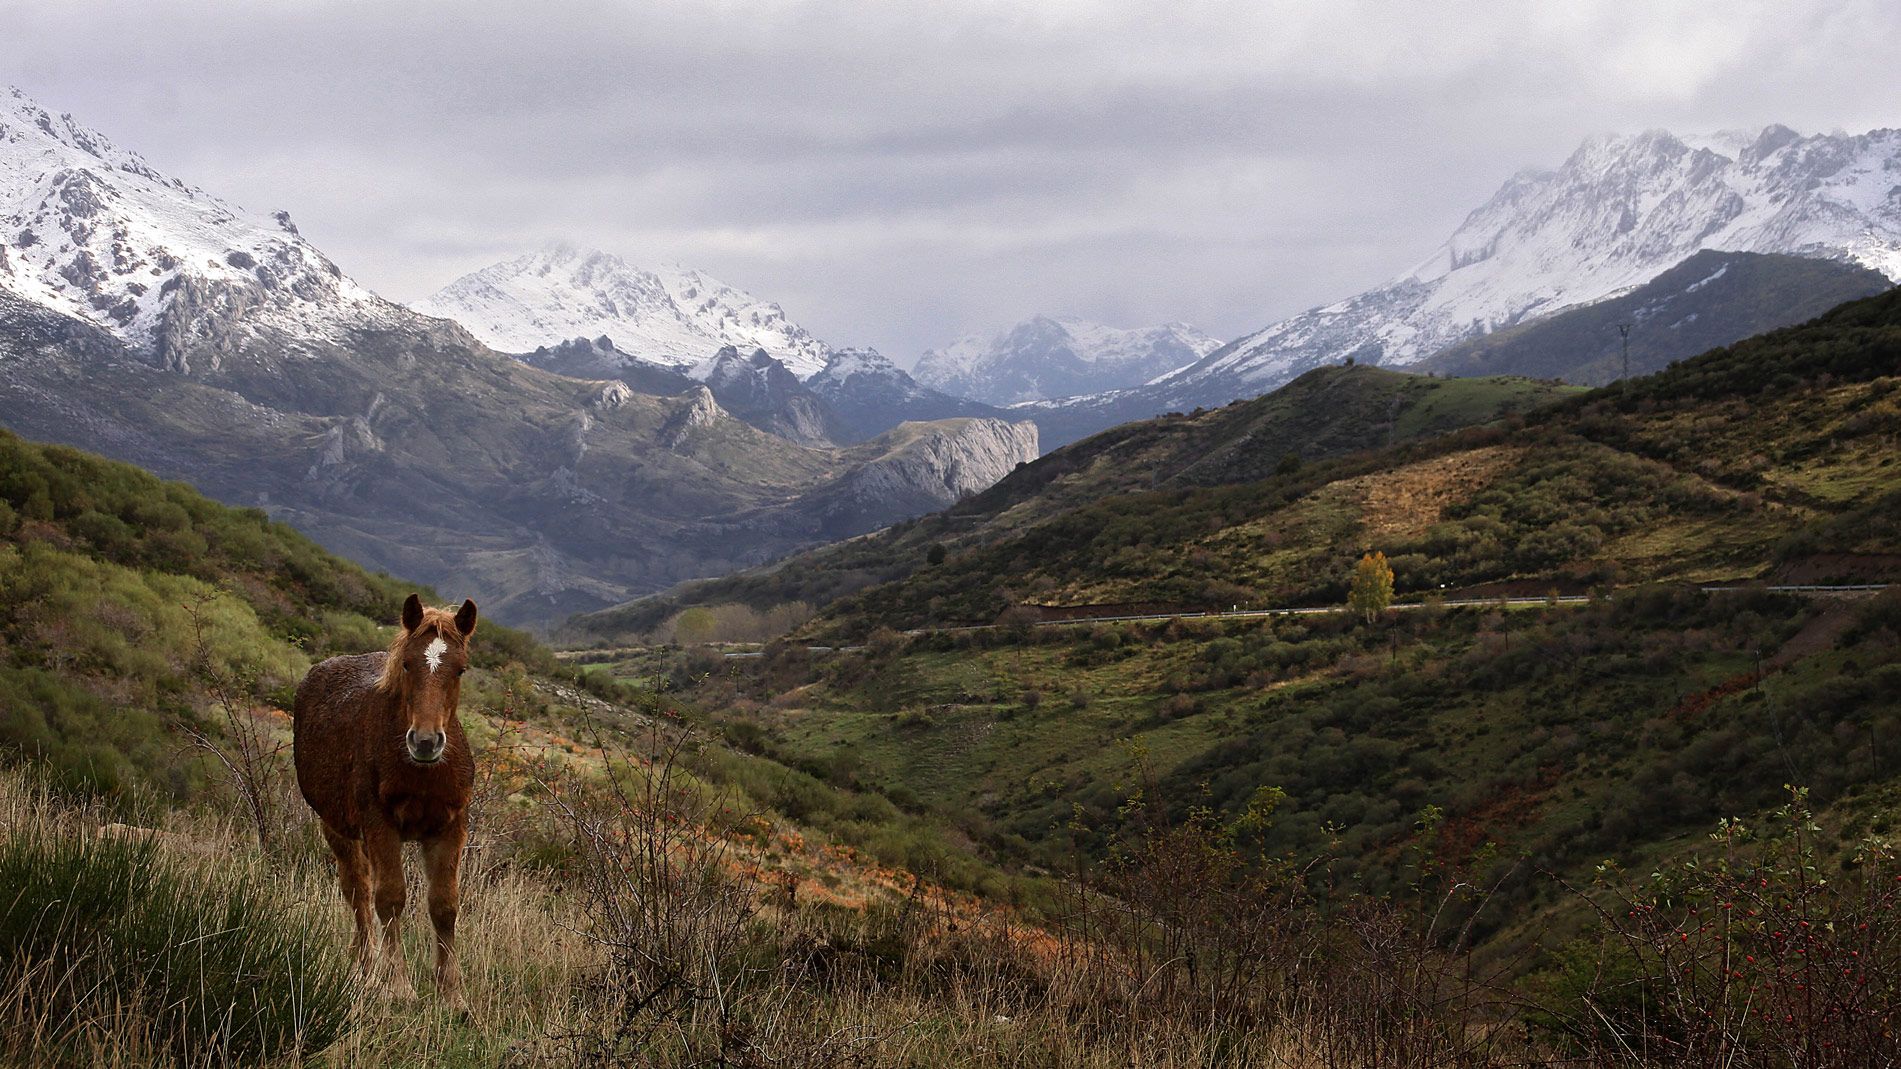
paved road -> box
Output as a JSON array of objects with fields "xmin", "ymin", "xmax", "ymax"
[{"xmin": 554, "ymin": 583, "xmax": 1888, "ymax": 661}]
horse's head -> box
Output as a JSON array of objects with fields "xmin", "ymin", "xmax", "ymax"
[{"xmin": 379, "ymin": 593, "xmax": 478, "ymax": 765}]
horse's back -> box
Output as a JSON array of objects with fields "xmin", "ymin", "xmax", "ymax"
[{"xmin": 293, "ymin": 652, "xmax": 385, "ymax": 831}]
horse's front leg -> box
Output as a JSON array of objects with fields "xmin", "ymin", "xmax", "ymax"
[
  {"xmin": 364, "ymin": 822, "xmax": 417, "ymax": 999},
  {"xmin": 422, "ymin": 821, "xmax": 469, "ymax": 1015}
]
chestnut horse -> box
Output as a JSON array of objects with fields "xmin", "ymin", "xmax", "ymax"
[{"xmin": 293, "ymin": 593, "xmax": 478, "ymax": 1012}]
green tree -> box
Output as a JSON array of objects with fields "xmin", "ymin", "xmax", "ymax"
[
  {"xmin": 927, "ymin": 542, "xmax": 947, "ymax": 566},
  {"xmin": 1348, "ymin": 550, "xmax": 1394, "ymax": 623},
  {"xmin": 671, "ymin": 606, "xmax": 718, "ymax": 645}
]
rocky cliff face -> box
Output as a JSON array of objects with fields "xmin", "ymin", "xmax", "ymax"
[{"xmin": 811, "ymin": 417, "xmax": 1039, "ymax": 536}]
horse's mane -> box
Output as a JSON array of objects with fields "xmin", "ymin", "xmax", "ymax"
[{"xmin": 375, "ymin": 608, "xmax": 468, "ymax": 694}]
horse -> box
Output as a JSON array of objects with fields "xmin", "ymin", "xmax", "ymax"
[{"xmin": 293, "ymin": 593, "xmax": 479, "ymax": 1013}]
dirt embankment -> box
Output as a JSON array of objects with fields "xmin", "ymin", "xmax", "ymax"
[{"xmin": 1771, "ymin": 554, "xmax": 1901, "ymax": 585}]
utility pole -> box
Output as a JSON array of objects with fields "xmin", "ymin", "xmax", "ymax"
[{"xmin": 1617, "ymin": 323, "xmax": 1632, "ymax": 381}]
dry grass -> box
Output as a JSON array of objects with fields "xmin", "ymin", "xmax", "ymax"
[
  {"xmin": 1348, "ymin": 445, "xmax": 1521, "ymax": 544},
  {"xmin": 0, "ymin": 741, "xmax": 1520, "ymax": 1069},
  {"xmin": 14, "ymin": 736, "xmax": 1887, "ymax": 1068}
]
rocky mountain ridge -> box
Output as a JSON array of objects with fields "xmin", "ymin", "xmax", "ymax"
[{"xmin": 0, "ymin": 86, "xmax": 399, "ymax": 374}]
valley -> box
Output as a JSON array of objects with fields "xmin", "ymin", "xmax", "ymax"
[{"xmin": 566, "ymin": 286, "xmax": 1901, "ymax": 954}]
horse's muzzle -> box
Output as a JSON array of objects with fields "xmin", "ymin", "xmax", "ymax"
[{"xmin": 405, "ymin": 729, "xmax": 447, "ymax": 764}]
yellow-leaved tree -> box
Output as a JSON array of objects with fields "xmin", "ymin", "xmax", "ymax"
[{"xmin": 1348, "ymin": 551, "xmax": 1394, "ymax": 623}]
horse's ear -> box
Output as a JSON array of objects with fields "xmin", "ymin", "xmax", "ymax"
[
  {"xmin": 402, "ymin": 593, "xmax": 424, "ymax": 632},
  {"xmin": 455, "ymin": 598, "xmax": 478, "ymax": 637}
]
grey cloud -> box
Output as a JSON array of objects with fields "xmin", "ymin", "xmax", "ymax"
[{"xmin": 5, "ymin": 0, "xmax": 1899, "ymax": 361}]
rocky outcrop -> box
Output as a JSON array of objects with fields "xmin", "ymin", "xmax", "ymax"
[
  {"xmin": 813, "ymin": 417, "xmax": 1038, "ymax": 536},
  {"xmin": 701, "ymin": 345, "xmax": 847, "ymax": 446},
  {"xmin": 659, "ymin": 386, "xmax": 725, "ymax": 448}
]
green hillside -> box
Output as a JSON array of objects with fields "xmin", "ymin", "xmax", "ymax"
[
  {"xmin": 0, "ymin": 427, "xmax": 555, "ymax": 794},
  {"xmin": 561, "ymin": 366, "xmax": 1578, "ymax": 644},
  {"xmin": 799, "ymin": 286, "xmax": 1901, "ymax": 637}
]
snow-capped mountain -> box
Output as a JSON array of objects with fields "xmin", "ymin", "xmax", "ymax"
[
  {"xmin": 913, "ymin": 315, "xmax": 1220, "ymax": 405},
  {"xmin": 0, "ymin": 86, "xmax": 394, "ymax": 372},
  {"xmin": 0, "ymin": 86, "xmax": 1040, "ymax": 627},
  {"xmin": 1147, "ymin": 124, "xmax": 1901, "ymax": 404},
  {"xmin": 413, "ymin": 244, "xmax": 832, "ymax": 377},
  {"xmin": 807, "ymin": 347, "xmax": 1011, "ymax": 442},
  {"xmin": 809, "ymin": 347, "xmax": 936, "ymax": 404}
]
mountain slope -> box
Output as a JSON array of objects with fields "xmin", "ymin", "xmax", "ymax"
[
  {"xmin": 0, "ymin": 89, "xmax": 1037, "ymax": 628},
  {"xmin": 412, "ymin": 244, "xmax": 832, "ymax": 376},
  {"xmin": 0, "ymin": 286, "xmax": 1038, "ymax": 627},
  {"xmin": 914, "ymin": 315, "xmax": 1219, "ymax": 405},
  {"xmin": 1419, "ymin": 250, "xmax": 1892, "ymax": 383},
  {"xmin": 1028, "ymin": 125, "xmax": 1901, "ymax": 445},
  {"xmin": 558, "ymin": 367, "xmax": 1571, "ymax": 643}
]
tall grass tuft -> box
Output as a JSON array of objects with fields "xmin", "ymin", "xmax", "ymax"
[{"xmin": 0, "ymin": 820, "xmax": 354, "ymax": 1066}]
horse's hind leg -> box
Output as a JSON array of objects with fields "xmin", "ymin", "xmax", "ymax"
[
  {"xmin": 365, "ymin": 822, "xmax": 417, "ymax": 999},
  {"xmin": 321, "ymin": 823, "xmax": 376, "ymax": 978},
  {"xmin": 422, "ymin": 821, "xmax": 469, "ymax": 1016}
]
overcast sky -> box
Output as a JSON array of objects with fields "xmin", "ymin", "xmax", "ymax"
[{"xmin": 5, "ymin": 0, "xmax": 1898, "ymax": 362}]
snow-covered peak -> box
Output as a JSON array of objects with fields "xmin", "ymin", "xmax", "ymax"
[
  {"xmin": 806, "ymin": 346, "xmax": 931, "ymax": 401},
  {"xmin": 913, "ymin": 315, "xmax": 1220, "ymax": 405},
  {"xmin": 412, "ymin": 243, "xmax": 833, "ymax": 378},
  {"xmin": 1149, "ymin": 123, "xmax": 1901, "ymax": 400},
  {"xmin": 812, "ymin": 346, "xmax": 905, "ymax": 385},
  {"xmin": 0, "ymin": 85, "xmax": 390, "ymax": 367}
]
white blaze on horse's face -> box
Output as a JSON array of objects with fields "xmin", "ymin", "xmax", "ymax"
[{"xmin": 424, "ymin": 636, "xmax": 449, "ymax": 674}]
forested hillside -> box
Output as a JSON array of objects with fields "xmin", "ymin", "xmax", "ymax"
[{"xmin": 800, "ymin": 285, "xmax": 1901, "ymax": 636}]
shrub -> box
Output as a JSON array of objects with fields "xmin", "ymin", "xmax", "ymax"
[{"xmin": 1535, "ymin": 790, "xmax": 1901, "ymax": 1065}]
